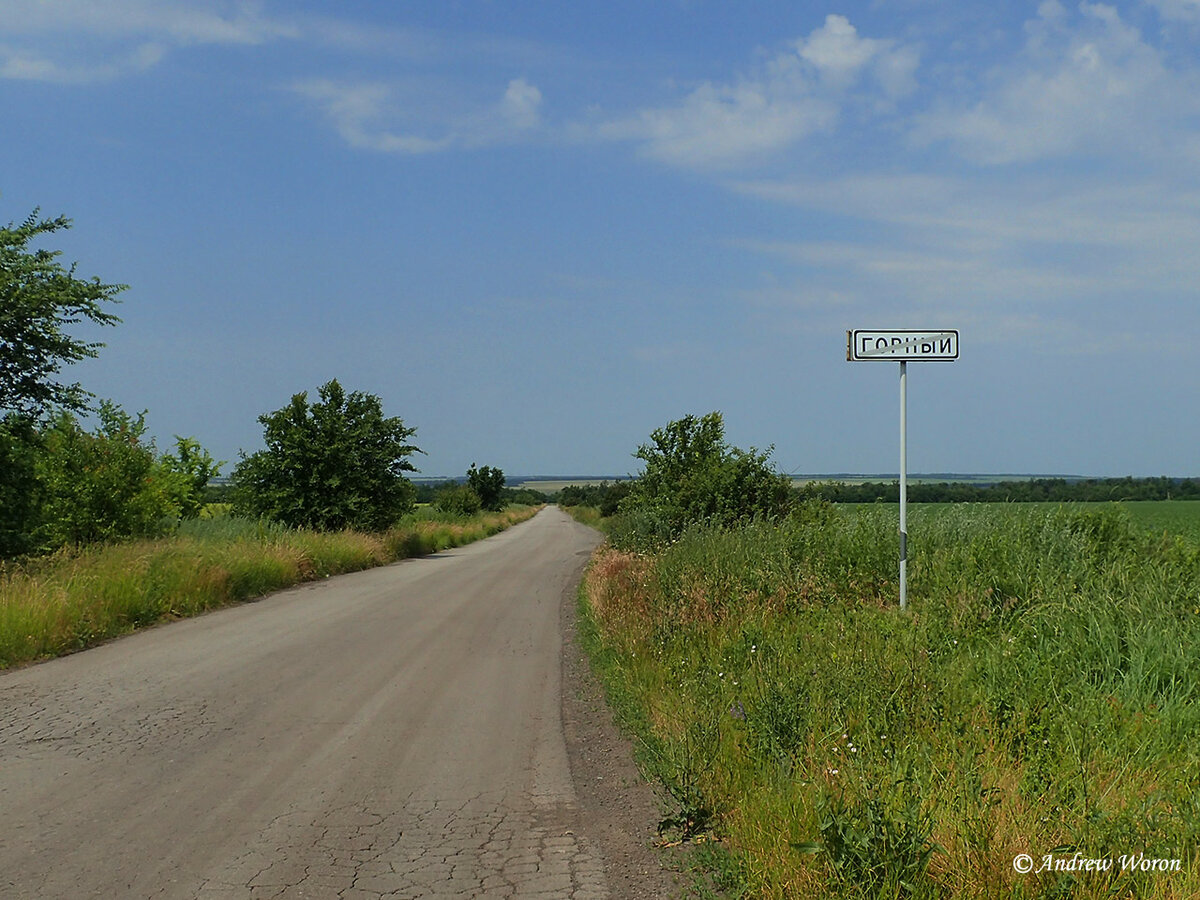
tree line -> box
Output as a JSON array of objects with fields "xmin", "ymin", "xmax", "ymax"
[{"xmin": 800, "ymin": 476, "xmax": 1200, "ymax": 504}]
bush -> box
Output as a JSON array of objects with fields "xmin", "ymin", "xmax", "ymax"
[
  {"xmin": 434, "ymin": 484, "xmax": 482, "ymax": 516},
  {"xmin": 615, "ymin": 412, "xmax": 792, "ymax": 545},
  {"xmin": 36, "ymin": 403, "xmax": 185, "ymax": 548}
]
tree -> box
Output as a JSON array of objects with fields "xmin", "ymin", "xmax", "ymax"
[
  {"xmin": 232, "ymin": 380, "xmax": 422, "ymax": 531},
  {"xmin": 1, "ymin": 210, "xmax": 124, "ymax": 418},
  {"xmin": 467, "ymin": 463, "xmax": 506, "ymax": 511},
  {"xmin": 619, "ymin": 411, "xmax": 793, "ymax": 540},
  {"xmin": 161, "ymin": 436, "xmax": 224, "ymax": 519},
  {"xmin": 36, "ymin": 403, "xmax": 186, "ymax": 548}
]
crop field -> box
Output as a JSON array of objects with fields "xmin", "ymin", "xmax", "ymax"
[
  {"xmin": 580, "ymin": 502, "xmax": 1200, "ymax": 898},
  {"xmin": 846, "ymin": 500, "xmax": 1200, "ymax": 543}
]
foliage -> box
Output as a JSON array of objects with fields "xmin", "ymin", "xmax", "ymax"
[
  {"xmin": 35, "ymin": 402, "xmax": 187, "ymax": 548},
  {"xmin": 580, "ymin": 504, "xmax": 1200, "ymax": 898},
  {"xmin": 502, "ymin": 486, "xmax": 550, "ymax": 506},
  {"xmin": 0, "ymin": 210, "xmax": 124, "ymax": 418},
  {"xmin": 0, "ymin": 416, "xmax": 45, "ymax": 557},
  {"xmin": 232, "ymin": 379, "xmax": 422, "ymax": 531},
  {"xmin": 435, "ymin": 483, "xmax": 482, "ymax": 516},
  {"xmin": 467, "ymin": 463, "xmax": 506, "ymax": 511},
  {"xmin": 161, "ymin": 436, "xmax": 224, "ymax": 518},
  {"xmin": 616, "ymin": 412, "xmax": 793, "ymax": 546},
  {"xmin": 555, "ymin": 480, "xmax": 631, "ymax": 516}
]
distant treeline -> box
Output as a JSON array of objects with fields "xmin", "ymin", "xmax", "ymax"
[
  {"xmin": 802, "ymin": 476, "xmax": 1200, "ymax": 504},
  {"xmin": 551, "ymin": 476, "xmax": 1200, "ymax": 514}
]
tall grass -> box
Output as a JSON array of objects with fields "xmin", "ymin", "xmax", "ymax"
[
  {"xmin": 581, "ymin": 502, "xmax": 1200, "ymax": 898},
  {"xmin": 0, "ymin": 505, "xmax": 540, "ymax": 669}
]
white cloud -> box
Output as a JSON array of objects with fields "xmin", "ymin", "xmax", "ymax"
[
  {"xmin": 729, "ymin": 171, "xmax": 1200, "ymax": 353},
  {"xmin": 1145, "ymin": 0, "xmax": 1200, "ymax": 24},
  {"xmin": 0, "ymin": 41, "xmax": 165, "ymax": 84},
  {"xmin": 291, "ymin": 77, "xmax": 546, "ymax": 154},
  {"xmin": 914, "ymin": 2, "xmax": 1200, "ymax": 164},
  {"xmin": 0, "ymin": 0, "xmax": 298, "ymax": 83},
  {"xmin": 591, "ymin": 15, "xmax": 918, "ymax": 170},
  {"xmin": 0, "ymin": 0, "xmax": 297, "ymax": 45},
  {"xmin": 500, "ymin": 78, "xmax": 543, "ymax": 131},
  {"xmin": 798, "ymin": 14, "xmax": 918, "ymax": 97}
]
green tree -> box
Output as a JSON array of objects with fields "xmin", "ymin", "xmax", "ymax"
[
  {"xmin": 435, "ymin": 484, "xmax": 482, "ymax": 516},
  {"xmin": 1, "ymin": 210, "xmax": 124, "ymax": 418},
  {"xmin": 36, "ymin": 403, "xmax": 185, "ymax": 548},
  {"xmin": 161, "ymin": 436, "xmax": 224, "ymax": 519},
  {"xmin": 618, "ymin": 411, "xmax": 793, "ymax": 540},
  {"xmin": 467, "ymin": 463, "xmax": 506, "ymax": 511},
  {"xmin": 233, "ymin": 379, "xmax": 422, "ymax": 531},
  {"xmin": 0, "ymin": 416, "xmax": 45, "ymax": 557}
]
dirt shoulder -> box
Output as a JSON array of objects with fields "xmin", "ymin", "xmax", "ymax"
[{"xmin": 560, "ymin": 546, "xmax": 693, "ymax": 899}]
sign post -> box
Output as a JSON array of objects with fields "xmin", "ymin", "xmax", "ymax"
[{"xmin": 847, "ymin": 330, "xmax": 959, "ymax": 610}]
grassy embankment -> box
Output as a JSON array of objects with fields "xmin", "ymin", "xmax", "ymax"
[
  {"xmin": 577, "ymin": 501, "xmax": 1200, "ymax": 898},
  {"xmin": 0, "ymin": 505, "xmax": 540, "ymax": 670}
]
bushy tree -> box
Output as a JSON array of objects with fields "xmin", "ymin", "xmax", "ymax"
[
  {"xmin": 1, "ymin": 210, "xmax": 124, "ymax": 418},
  {"xmin": 435, "ymin": 484, "xmax": 482, "ymax": 516},
  {"xmin": 233, "ymin": 379, "xmax": 422, "ymax": 531},
  {"xmin": 161, "ymin": 436, "xmax": 224, "ymax": 519},
  {"xmin": 36, "ymin": 403, "xmax": 188, "ymax": 548},
  {"xmin": 0, "ymin": 415, "xmax": 45, "ymax": 557},
  {"xmin": 618, "ymin": 412, "xmax": 793, "ymax": 541},
  {"xmin": 467, "ymin": 463, "xmax": 506, "ymax": 511}
]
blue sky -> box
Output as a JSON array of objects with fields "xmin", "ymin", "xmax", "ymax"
[{"xmin": 3, "ymin": 0, "xmax": 1199, "ymax": 478}]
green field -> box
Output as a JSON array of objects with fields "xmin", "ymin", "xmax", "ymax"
[
  {"xmin": 859, "ymin": 500, "xmax": 1200, "ymax": 543},
  {"xmin": 580, "ymin": 501, "xmax": 1200, "ymax": 899}
]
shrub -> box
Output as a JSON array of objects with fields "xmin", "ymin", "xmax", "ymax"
[
  {"xmin": 435, "ymin": 484, "xmax": 482, "ymax": 516},
  {"xmin": 616, "ymin": 412, "xmax": 792, "ymax": 545},
  {"xmin": 36, "ymin": 403, "xmax": 185, "ymax": 548}
]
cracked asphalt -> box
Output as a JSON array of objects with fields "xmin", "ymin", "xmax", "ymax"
[{"xmin": 0, "ymin": 507, "xmax": 649, "ymax": 899}]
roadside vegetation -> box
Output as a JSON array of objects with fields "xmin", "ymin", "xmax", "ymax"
[
  {"xmin": 1, "ymin": 203, "xmax": 539, "ymax": 669},
  {"xmin": 0, "ymin": 506, "xmax": 537, "ymax": 670},
  {"xmin": 571, "ymin": 413, "xmax": 1200, "ymax": 899}
]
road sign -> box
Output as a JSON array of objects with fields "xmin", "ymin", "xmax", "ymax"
[
  {"xmin": 847, "ymin": 329, "xmax": 959, "ymax": 362},
  {"xmin": 845, "ymin": 327, "xmax": 960, "ymax": 610}
]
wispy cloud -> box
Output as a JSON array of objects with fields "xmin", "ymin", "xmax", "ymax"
[
  {"xmin": 913, "ymin": 1, "xmax": 1200, "ymax": 164},
  {"xmin": 290, "ymin": 76, "xmax": 544, "ymax": 154},
  {"xmin": 729, "ymin": 169, "xmax": 1200, "ymax": 353},
  {"xmin": 0, "ymin": 0, "xmax": 298, "ymax": 45},
  {"xmin": 0, "ymin": 0, "xmax": 298, "ymax": 83},
  {"xmin": 0, "ymin": 40, "xmax": 165, "ymax": 84},
  {"xmin": 588, "ymin": 15, "xmax": 919, "ymax": 170}
]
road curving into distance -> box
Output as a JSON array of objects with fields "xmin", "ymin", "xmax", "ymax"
[{"xmin": 0, "ymin": 507, "xmax": 626, "ymax": 899}]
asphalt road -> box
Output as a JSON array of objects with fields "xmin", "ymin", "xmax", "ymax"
[{"xmin": 0, "ymin": 507, "xmax": 611, "ymax": 899}]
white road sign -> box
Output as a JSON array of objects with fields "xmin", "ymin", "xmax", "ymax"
[{"xmin": 847, "ymin": 329, "xmax": 959, "ymax": 362}]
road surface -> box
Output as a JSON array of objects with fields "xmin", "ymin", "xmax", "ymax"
[{"xmin": 0, "ymin": 507, "xmax": 627, "ymax": 899}]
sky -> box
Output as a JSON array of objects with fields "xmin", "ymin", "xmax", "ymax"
[{"xmin": 2, "ymin": 0, "xmax": 1199, "ymax": 479}]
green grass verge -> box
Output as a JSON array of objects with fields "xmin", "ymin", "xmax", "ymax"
[
  {"xmin": 0, "ymin": 505, "xmax": 541, "ymax": 670},
  {"xmin": 579, "ymin": 502, "xmax": 1200, "ymax": 899}
]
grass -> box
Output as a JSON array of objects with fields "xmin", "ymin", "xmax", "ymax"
[
  {"xmin": 0, "ymin": 505, "xmax": 541, "ymax": 670},
  {"xmin": 579, "ymin": 501, "xmax": 1200, "ymax": 899}
]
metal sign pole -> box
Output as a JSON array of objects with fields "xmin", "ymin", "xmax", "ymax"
[
  {"xmin": 846, "ymin": 328, "xmax": 958, "ymax": 610},
  {"xmin": 899, "ymin": 360, "xmax": 908, "ymax": 611}
]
